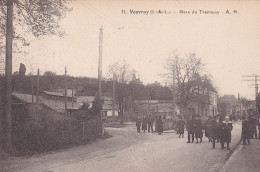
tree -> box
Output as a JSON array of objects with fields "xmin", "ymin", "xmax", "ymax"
[
  {"xmin": 0, "ymin": 0, "xmax": 71, "ymax": 152},
  {"xmin": 44, "ymin": 71, "xmax": 56, "ymax": 77},
  {"xmin": 18, "ymin": 63, "xmax": 26, "ymax": 75},
  {"xmin": 165, "ymin": 52, "xmax": 215, "ymax": 116},
  {"xmin": 107, "ymin": 59, "xmax": 136, "ymax": 123}
]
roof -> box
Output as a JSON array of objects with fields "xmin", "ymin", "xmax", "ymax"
[
  {"xmin": 77, "ymin": 96, "xmax": 95, "ymax": 103},
  {"xmin": 12, "ymin": 92, "xmax": 37, "ymax": 103},
  {"xmin": 43, "ymin": 91, "xmax": 73, "ymax": 98}
]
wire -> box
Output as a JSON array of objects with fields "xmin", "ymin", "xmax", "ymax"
[{"xmin": 78, "ymin": 0, "xmax": 123, "ymax": 29}]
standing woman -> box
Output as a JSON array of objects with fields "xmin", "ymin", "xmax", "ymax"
[
  {"xmin": 177, "ymin": 116, "xmax": 185, "ymax": 138},
  {"xmin": 220, "ymin": 116, "xmax": 233, "ymax": 150},
  {"xmin": 157, "ymin": 116, "xmax": 163, "ymax": 135},
  {"xmin": 142, "ymin": 116, "xmax": 148, "ymax": 132},
  {"xmin": 194, "ymin": 115, "xmax": 203, "ymax": 143}
]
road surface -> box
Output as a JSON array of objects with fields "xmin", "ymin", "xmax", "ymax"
[{"xmin": 1, "ymin": 122, "xmax": 242, "ymax": 172}]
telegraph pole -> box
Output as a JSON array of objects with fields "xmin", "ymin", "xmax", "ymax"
[
  {"xmin": 112, "ymin": 74, "xmax": 115, "ymax": 117},
  {"xmin": 65, "ymin": 67, "xmax": 67, "ymax": 115},
  {"xmin": 172, "ymin": 62, "xmax": 176, "ymax": 117},
  {"xmin": 31, "ymin": 79, "xmax": 34, "ymax": 103},
  {"xmin": 36, "ymin": 68, "xmax": 39, "ymax": 103},
  {"xmin": 5, "ymin": 0, "xmax": 14, "ymax": 152},
  {"xmin": 98, "ymin": 26, "xmax": 103, "ymax": 99},
  {"xmin": 242, "ymin": 74, "xmax": 260, "ymax": 114},
  {"xmin": 98, "ymin": 26, "xmax": 104, "ymax": 136}
]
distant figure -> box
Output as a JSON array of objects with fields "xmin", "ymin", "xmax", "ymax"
[
  {"xmin": 220, "ymin": 116, "xmax": 233, "ymax": 150},
  {"xmin": 157, "ymin": 116, "xmax": 163, "ymax": 135},
  {"xmin": 148, "ymin": 115, "xmax": 154, "ymax": 133},
  {"xmin": 194, "ymin": 116, "xmax": 203, "ymax": 143},
  {"xmin": 136, "ymin": 117, "xmax": 141, "ymax": 133},
  {"xmin": 142, "ymin": 116, "xmax": 148, "ymax": 132},
  {"xmin": 241, "ymin": 116, "xmax": 250, "ymax": 145},
  {"xmin": 186, "ymin": 115, "xmax": 195, "ymax": 143},
  {"xmin": 177, "ymin": 116, "xmax": 185, "ymax": 138},
  {"xmin": 205, "ymin": 116, "xmax": 213, "ymax": 142}
]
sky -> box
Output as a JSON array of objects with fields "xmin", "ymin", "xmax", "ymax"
[{"xmin": 3, "ymin": 0, "xmax": 260, "ymax": 99}]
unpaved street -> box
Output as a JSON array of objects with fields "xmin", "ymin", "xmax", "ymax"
[{"xmin": 1, "ymin": 122, "xmax": 241, "ymax": 172}]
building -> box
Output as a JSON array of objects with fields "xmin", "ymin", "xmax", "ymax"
[
  {"xmin": 186, "ymin": 90, "xmax": 218, "ymax": 118},
  {"xmin": 76, "ymin": 95, "xmax": 119, "ymax": 118}
]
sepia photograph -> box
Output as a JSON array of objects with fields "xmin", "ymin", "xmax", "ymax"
[{"xmin": 0, "ymin": 0, "xmax": 260, "ymax": 171}]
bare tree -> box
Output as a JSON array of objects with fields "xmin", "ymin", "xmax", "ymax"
[
  {"xmin": 165, "ymin": 52, "xmax": 214, "ymax": 116},
  {"xmin": 0, "ymin": 0, "xmax": 71, "ymax": 152},
  {"xmin": 107, "ymin": 59, "xmax": 136, "ymax": 123}
]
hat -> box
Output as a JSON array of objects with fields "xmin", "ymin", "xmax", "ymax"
[{"xmin": 225, "ymin": 116, "xmax": 229, "ymax": 119}]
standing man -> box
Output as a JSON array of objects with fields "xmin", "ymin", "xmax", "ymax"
[
  {"xmin": 241, "ymin": 116, "xmax": 250, "ymax": 145},
  {"xmin": 194, "ymin": 115, "xmax": 203, "ymax": 143},
  {"xmin": 157, "ymin": 116, "xmax": 163, "ymax": 135},
  {"xmin": 220, "ymin": 116, "xmax": 233, "ymax": 150},
  {"xmin": 136, "ymin": 116, "xmax": 141, "ymax": 133},
  {"xmin": 205, "ymin": 116, "xmax": 213, "ymax": 142},
  {"xmin": 186, "ymin": 115, "xmax": 195, "ymax": 143},
  {"xmin": 142, "ymin": 116, "xmax": 148, "ymax": 132},
  {"xmin": 211, "ymin": 116, "xmax": 219, "ymax": 148},
  {"xmin": 148, "ymin": 115, "xmax": 154, "ymax": 133}
]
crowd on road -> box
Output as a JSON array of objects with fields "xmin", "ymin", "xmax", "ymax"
[{"xmin": 135, "ymin": 113, "xmax": 260, "ymax": 150}]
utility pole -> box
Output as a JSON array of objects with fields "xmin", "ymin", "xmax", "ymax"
[
  {"xmin": 242, "ymin": 74, "xmax": 260, "ymax": 114},
  {"xmin": 72, "ymin": 88, "xmax": 74, "ymax": 107},
  {"xmin": 5, "ymin": 0, "xmax": 14, "ymax": 152},
  {"xmin": 98, "ymin": 26, "xmax": 104, "ymax": 136},
  {"xmin": 172, "ymin": 63, "xmax": 176, "ymax": 117},
  {"xmin": 65, "ymin": 67, "xmax": 67, "ymax": 115},
  {"xmin": 36, "ymin": 68, "xmax": 39, "ymax": 103},
  {"xmin": 112, "ymin": 74, "xmax": 115, "ymax": 117},
  {"xmin": 98, "ymin": 26, "xmax": 103, "ymax": 99},
  {"xmin": 31, "ymin": 79, "xmax": 34, "ymax": 103}
]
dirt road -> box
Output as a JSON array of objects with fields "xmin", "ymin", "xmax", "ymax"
[{"xmin": 1, "ymin": 122, "xmax": 242, "ymax": 172}]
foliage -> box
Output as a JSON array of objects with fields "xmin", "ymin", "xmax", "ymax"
[
  {"xmin": 0, "ymin": 0, "xmax": 71, "ymax": 54},
  {"xmin": 164, "ymin": 51, "xmax": 216, "ymax": 112},
  {"xmin": 18, "ymin": 63, "xmax": 26, "ymax": 75}
]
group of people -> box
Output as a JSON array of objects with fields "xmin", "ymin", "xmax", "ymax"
[
  {"xmin": 136, "ymin": 115, "xmax": 164, "ymax": 135},
  {"xmin": 136, "ymin": 113, "xmax": 259, "ymax": 150},
  {"xmin": 172, "ymin": 115, "xmax": 234, "ymax": 149}
]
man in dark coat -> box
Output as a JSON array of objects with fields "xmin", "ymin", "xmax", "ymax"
[
  {"xmin": 220, "ymin": 116, "xmax": 233, "ymax": 150},
  {"xmin": 157, "ymin": 116, "xmax": 163, "ymax": 135},
  {"xmin": 211, "ymin": 116, "xmax": 220, "ymax": 148},
  {"xmin": 241, "ymin": 116, "xmax": 250, "ymax": 144},
  {"xmin": 142, "ymin": 116, "xmax": 148, "ymax": 132},
  {"xmin": 205, "ymin": 116, "xmax": 213, "ymax": 142},
  {"xmin": 136, "ymin": 117, "xmax": 141, "ymax": 133},
  {"xmin": 177, "ymin": 116, "xmax": 185, "ymax": 138},
  {"xmin": 194, "ymin": 116, "xmax": 203, "ymax": 143},
  {"xmin": 186, "ymin": 115, "xmax": 195, "ymax": 143},
  {"xmin": 148, "ymin": 115, "xmax": 154, "ymax": 133},
  {"xmin": 249, "ymin": 115, "xmax": 258, "ymax": 139}
]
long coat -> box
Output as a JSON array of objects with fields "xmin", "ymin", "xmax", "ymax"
[
  {"xmin": 186, "ymin": 119, "xmax": 195, "ymax": 133},
  {"xmin": 211, "ymin": 119, "xmax": 220, "ymax": 139},
  {"xmin": 194, "ymin": 119, "xmax": 203, "ymax": 138},
  {"xmin": 241, "ymin": 120, "xmax": 250, "ymax": 139},
  {"xmin": 177, "ymin": 119, "xmax": 185, "ymax": 134},
  {"xmin": 157, "ymin": 118, "xmax": 163, "ymax": 133},
  {"xmin": 220, "ymin": 121, "xmax": 233, "ymax": 143},
  {"xmin": 142, "ymin": 117, "xmax": 148, "ymax": 130},
  {"xmin": 205, "ymin": 119, "xmax": 213, "ymax": 138},
  {"xmin": 136, "ymin": 119, "xmax": 141, "ymax": 127}
]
